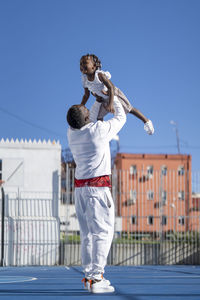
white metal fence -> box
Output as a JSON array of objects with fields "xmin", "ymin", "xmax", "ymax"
[
  {"xmin": 1, "ymin": 168, "xmax": 199, "ymax": 266},
  {"xmin": 60, "ymin": 167, "xmax": 200, "ymax": 265},
  {"xmin": 0, "ymin": 189, "xmax": 60, "ymax": 266}
]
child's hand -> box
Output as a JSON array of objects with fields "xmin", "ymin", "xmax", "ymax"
[
  {"xmin": 104, "ymin": 103, "xmax": 115, "ymax": 114},
  {"xmin": 91, "ymin": 91, "xmax": 97, "ymax": 97},
  {"xmin": 96, "ymin": 96, "xmax": 104, "ymax": 103},
  {"xmin": 91, "ymin": 92, "xmax": 104, "ymax": 103},
  {"xmin": 144, "ymin": 120, "xmax": 154, "ymax": 135},
  {"xmin": 101, "ymin": 89, "xmax": 109, "ymax": 96}
]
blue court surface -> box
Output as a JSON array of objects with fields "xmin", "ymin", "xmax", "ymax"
[{"xmin": 0, "ymin": 265, "xmax": 200, "ymax": 300}]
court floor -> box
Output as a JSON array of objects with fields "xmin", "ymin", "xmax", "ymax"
[{"xmin": 0, "ymin": 265, "xmax": 200, "ymax": 299}]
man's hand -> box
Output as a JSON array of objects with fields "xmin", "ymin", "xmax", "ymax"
[{"xmin": 144, "ymin": 120, "xmax": 154, "ymax": 135}]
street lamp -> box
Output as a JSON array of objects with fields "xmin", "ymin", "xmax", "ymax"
[{"xmin": 170, "ymin": 120, "xmax": 180, "ymax": 154}]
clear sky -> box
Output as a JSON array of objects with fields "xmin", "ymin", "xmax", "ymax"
[{"xmin": 0, "ymin": 0, "xmax": 200, "ymax": 170}]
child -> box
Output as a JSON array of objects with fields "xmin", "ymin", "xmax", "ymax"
[{"xmin": 80, "ymin": 53, "xmax": 154, "ymax": 135}]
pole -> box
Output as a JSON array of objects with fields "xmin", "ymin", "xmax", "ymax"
[
  {"xmin": 1, "ymin": 186, "xmax": 5, "ymax": 266},
  {"xmin": 170, "ymin": 120, "xmax": 180, "ymax": 154},
  {"xmin": 175, "ymin": 127, "xmax": 180, "ymax": 154}
]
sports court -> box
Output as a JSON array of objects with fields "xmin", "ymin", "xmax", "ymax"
[{"xmin": 0, "ymin": 265, "xmax": 200, "ymax": 299}]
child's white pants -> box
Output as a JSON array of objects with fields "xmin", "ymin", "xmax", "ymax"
[{"xmin": 75, "ymin": 186, "xmax": 114, "ymax": 280}]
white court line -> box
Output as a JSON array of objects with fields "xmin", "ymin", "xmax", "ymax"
[
  {"xmin": 65, "ymin": 266, "xmax": 70, "ymax": 270},
  {"xmin": 33, "ymin": 275, "xmax": 200, "ymax": 280},
  {"xmin": 123, "ymin": 275, "xmax": 200, "ymax": 278},
  {"xmin": 0, "ymin": 276, "xmax": 37, "ymax": 284}
]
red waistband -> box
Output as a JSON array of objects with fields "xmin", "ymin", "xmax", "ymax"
[{"xmin": 75, "ymin": 175, "xmax": 111, "ymax": 188}]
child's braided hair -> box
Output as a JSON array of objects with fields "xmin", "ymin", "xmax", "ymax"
[{"xmin": 80, "ymin": 54, "xmax": 102, "ymax": 70}]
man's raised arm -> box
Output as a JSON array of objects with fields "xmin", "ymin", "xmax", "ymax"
[
  {"xmin": 96, "ymin": 97, "xmax": 126, "ymax": 141},
  {"xmin": 89, "ymin": 100, "xmax": 102, "ymax": 123}
]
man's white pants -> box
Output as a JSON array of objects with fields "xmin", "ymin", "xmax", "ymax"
[{"xmin": 75, "ymin": 186, "xmax": 114, "ymax": 280}]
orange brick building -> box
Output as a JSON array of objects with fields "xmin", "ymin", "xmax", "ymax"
[
  {"xmin": 114, "ymin": 153, "xmax": 193, "ymax": 235},
  {"xmin": 190, "ymin": 194, "xmax": 200, "ymax": 231}
]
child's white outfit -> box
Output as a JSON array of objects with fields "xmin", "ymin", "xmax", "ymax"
[
  {"xmin": 67, "ymin": 99, "xmax": 126, "ymax": 283},
  {"xmin": 82, "ymin": 70, "xmax": 132, "ymax": 119}
]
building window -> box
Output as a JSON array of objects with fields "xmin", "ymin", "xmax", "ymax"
[
  {"xmin": 161, "ymin": 166, "xmax": 167, "ymax": 176},
  {"xmin": 147, "ymin": 215, "xmax": 154, "ymax": 225},
  {"xmin": 162, "ymin": 190, "xmax": 167, "ymax": 205},
  {"xmin": 178, "ymin": 216, "xmax": 185, "ymax": 225},
  {"xmin": 178, "ymin": 191, "xmax": 185, "ymax": 200},
  {"xmin": 131, "ymin": 215, "xmax": 137, "ymax": 225},
  {"xmin": 162, "ymin": 215, "xmax": 167, "ymax": 225},
  {"xmin": 147, "ymin": 190, "xmax": 154, "ymax": 200},
  {"xmin": 130, "ymin": 165, "xmax": 137, "ymax": 175},
  {"xmin": 147, "ymin": 165, "xmax": 154, "ymax": 178},
  {"xmin": 178, "ymin": 166, "xmax": 185, "ymax": 176},
  {"xmin": 129, "ymin": 190, "xmax": 137, "ymax": 204},
  {"xmin": 0, "ymin": 159, "xmax": 2, "ymax": 181},
  {"xmin": 126, "ymin": 190, "xmax": 137, "ymax": 206}
]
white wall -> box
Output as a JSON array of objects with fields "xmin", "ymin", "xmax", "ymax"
[{"xmin": 0, "ymin": 138, "xmax": 61, "ymax": 194}]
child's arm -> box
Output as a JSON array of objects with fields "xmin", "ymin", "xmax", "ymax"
[
  {"xmin": 130, "ymin": 106, "xmax": 149, "ymax": 123},
  {"xmin": 130, "ymin": 107, "xmax": 154, "ymax": 135},
  {"xmin": 81, "ymin": 88, "xmax": 90, "ymax": 105},
  {"xmin": 98, "ymin": 73, "xmax": 115, "ymax": 113}
]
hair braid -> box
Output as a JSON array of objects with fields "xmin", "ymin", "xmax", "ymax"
[{"xmin": 80, "ymin": 53, "xmax": 102, "ymax": 70}]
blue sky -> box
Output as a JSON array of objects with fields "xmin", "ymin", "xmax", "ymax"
[{"xmin": 0, "ymin": 0, "xmax": 200, "ymax": 170}]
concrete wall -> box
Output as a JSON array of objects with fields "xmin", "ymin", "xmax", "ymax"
[
  {"xmin": 0, "ymin": 138, "xmax": 61, "ymax": 194},
  {"xmin": 60, "ymin": 242, "xmax": 200, "ymax": 266}
]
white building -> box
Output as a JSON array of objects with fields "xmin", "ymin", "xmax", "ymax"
[
  {"xmin": 0, "ymin": 138, "xmax": 61, "ymax": 193},
  {"xmin": 0, "ymin": 138, "xmax": 61, "ymax": 266}
]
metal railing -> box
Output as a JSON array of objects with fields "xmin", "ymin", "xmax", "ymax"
[
  {"xmin": 60, "ymin": 167, "xmax": 200, "ymax": 265},
  {"xmin": 0, "ymin": 190, "xmax": 60, "ymax": 266},
  {"xmin": 1, "ymin": 168, "xmax": 199, "ymax": 266}
]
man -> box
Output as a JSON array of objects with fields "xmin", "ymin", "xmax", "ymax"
[
  {"xmin": 67, "ymin": 95, "xmax": 154, "ymax": 293},
  {"xmin": 67, "ymin": 96, "xmax": 126, "ymax": 293}
]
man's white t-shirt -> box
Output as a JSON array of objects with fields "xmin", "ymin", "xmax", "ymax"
[{"xmin": 67, "ymin": 97, "xmax": 126, "ymax": 179}]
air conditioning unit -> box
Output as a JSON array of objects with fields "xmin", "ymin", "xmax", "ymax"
[{"xmin": 126, "ymin": 198, "xmax": 136, "ymax": 205}]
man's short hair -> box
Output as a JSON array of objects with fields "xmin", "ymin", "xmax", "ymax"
[{"xmin": 67, "ymin": 105, "xmax": 85, "ymax": 129}]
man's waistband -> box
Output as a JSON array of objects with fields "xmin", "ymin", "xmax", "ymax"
[{"xmin": 75, "ymin": 175, "xmax": 111, "ymax": 188}]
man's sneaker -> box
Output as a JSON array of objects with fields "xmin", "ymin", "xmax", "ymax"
[
  {"xmin": 82, "ymin": 275, "xmax": 110, "ymax": 291},
  {"xmin": 101, "ymin": 274, "xmax": 111, "ymax": 286},
  {"xmin": 82, "ymin": 278, "xmax": 91, "ymax": 291},
  {"xmin": 90, "ymin": 279, "xmax": 115, "ymax": 293}
]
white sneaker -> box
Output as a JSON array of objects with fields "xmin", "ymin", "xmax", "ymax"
[
  {"xmin": 90, "ymin": 279, "xmax": 115, "ymax": 293},
  {"xmin": 82, "ymin": 278, "xmax": 90, "ymax": 291},
  {"xmin": 82, "ymin": 276, "xmax": 110, "ymax": 291},
  {"xmin": 102, "ymin": 277, "xmax": 111, "ymax": 286}
]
